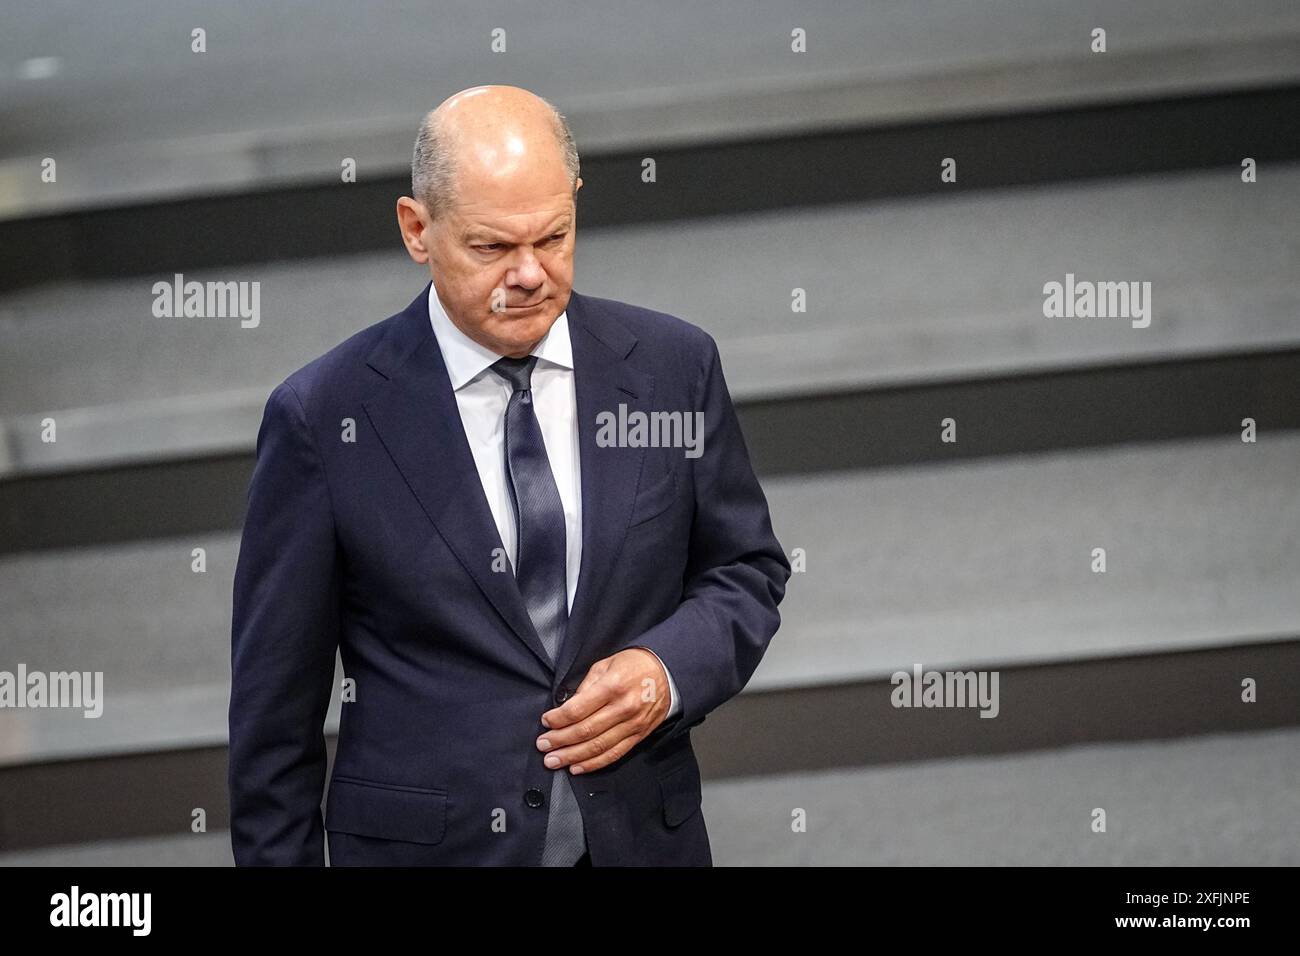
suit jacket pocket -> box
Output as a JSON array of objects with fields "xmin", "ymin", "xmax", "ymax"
[
  {"xmin": 656, "ymin": 755, "xmax": 703, "ymax": 827},
  {"xmin": 628, "ymin": 468, "xmax": 678, "ymax": 528},
  {"xmin": 324, "ymin": 774, "xmax": 448, "ymax": 844}
]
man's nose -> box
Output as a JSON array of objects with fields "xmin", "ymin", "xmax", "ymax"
[{"xmin": 508, "ymin": 248, "xmax": 546, "ymax": 289}]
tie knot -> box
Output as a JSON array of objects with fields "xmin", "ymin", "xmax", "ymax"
[{"xmin": 490, "ymin": 354, "xmax": 538, "ymax": 392}]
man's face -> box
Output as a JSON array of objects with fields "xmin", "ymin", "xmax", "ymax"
[{"xmin": 423, "ymin": 167, "xmax": 579, "ymax": 358}]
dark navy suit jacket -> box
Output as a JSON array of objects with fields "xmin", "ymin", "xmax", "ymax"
[{"xmin": 228, "ymin": 283, "xmax": 790, "ymax": 865}]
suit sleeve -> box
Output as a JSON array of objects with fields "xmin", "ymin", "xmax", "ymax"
[
  {"xmin": 228, "ymin": 380, "xmax": 341, "ymax": 865},
  {"xmin": 633, "ymin": 331, "xmax": 791, "ymax": 743}
]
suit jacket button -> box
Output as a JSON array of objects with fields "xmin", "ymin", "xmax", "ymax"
[
  {"xmin": 525, "ymin": 788, "xmax": 545, "ymax": 808},
  {"xmin": 554, "ymin": 687, "xmax": 571, "ymax": 705}
]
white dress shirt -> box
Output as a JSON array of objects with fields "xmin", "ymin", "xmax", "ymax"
[{"xmin": 427, "ymin": 284, "xmax": 680, "ymax": 720}]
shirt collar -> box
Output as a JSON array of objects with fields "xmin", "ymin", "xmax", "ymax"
[{"xmin": 428, "ymin": 282, "xmax": 573, "ymax": 391}]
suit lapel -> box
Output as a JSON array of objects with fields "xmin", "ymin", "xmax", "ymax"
[
  {"xmin": 554, "ymin": 290, "xmax": 655, "ymax": 683},
  {"xmin": 361, "ymin": 284, "xmax": 555, "ymax": 672}
]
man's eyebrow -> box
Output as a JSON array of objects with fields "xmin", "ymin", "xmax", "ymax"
[{"xmin": 464, "ymin": 217, "xmax": 572, "ymax": 243}]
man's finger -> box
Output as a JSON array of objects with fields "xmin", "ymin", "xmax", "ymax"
[
  {"xmin": 538, "ymin": 681, "xmax": 618, "ymax": 745},
  {"xmin": 552, "ymin": 717, "xmax": 645, "ymax": 774},
  {"xmin": 540, "ymin": 657, "xmax": 611, "ymax": 730}
]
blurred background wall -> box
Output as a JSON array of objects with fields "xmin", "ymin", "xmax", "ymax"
[{"xmin": 1, "ymin": 0, "xmax": 1298, "ymax": 864}]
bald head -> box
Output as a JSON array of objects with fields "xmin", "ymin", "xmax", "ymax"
[{"xmin": 412, "ymin": 85, "xmax": 579, "ymax": 220}]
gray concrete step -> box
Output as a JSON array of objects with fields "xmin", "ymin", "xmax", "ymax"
[
  {"xmin": 2, "ymin": 432, "xmax": 1295, "ymax": 764},
  {"xmin": 4, "ymin": 1, "xmax": 1297, "ymax": 216},
  {"xmin": 2, "ymin": 727, "xmax": 1294, "ymax": 865},
  {"xmin": 3, "ymin": 164, "xmax": 1297, "ymax": 475}
]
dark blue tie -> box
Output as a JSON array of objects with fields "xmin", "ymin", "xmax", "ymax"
[{"xmin": 490, "ymin": 355, "xmax": 587, "ymax": 866}]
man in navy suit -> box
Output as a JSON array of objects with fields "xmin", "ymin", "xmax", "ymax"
[{"xmin": 228, "ymin": 85, "xmax": 790, "ymax": 866}]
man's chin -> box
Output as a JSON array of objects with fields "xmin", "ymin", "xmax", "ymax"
[
  {"xmin": 486, "ymin": 317, "xmax": 554, "ymax": 355},
  {"xmin": 497, "ymin": 310, "xmax": 554, "ymax": 335}
]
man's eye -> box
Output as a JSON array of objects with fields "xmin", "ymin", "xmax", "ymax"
[
  {"xmin": 545, "ymin": 233, "xmax": 566, "ymax": 244},
  {"xmin": 475, "ymin": 243, "xmax": 503, "ymax": 252}
]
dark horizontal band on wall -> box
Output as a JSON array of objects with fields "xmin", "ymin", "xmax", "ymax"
[
  {"xmin": 698, "ymin": 636, "xmax": 1300, "ymax": 778},
  {"xmin": 743, "ymin": 346, "xmax": 1300, "ymax": 477},
  {"xmin": 1, "ymin": 347, "xmax": 1297, "ymax": 555},
  {"xmin": 1, "ymin": 84, "xmax": 1296, "ymax": 293},
  {"xmin": 0, "ymin": 637, "xmax": 1294, "ymax": 852}
]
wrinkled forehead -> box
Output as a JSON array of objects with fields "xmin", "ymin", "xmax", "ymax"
[{"xmin": 445, "ymin": 162, "xmax": 576, "ymax": 239}]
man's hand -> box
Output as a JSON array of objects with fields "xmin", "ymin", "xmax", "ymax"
[{"xmin": 536, "ymin": 648, "xmax": 671, "ymax": 773}]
